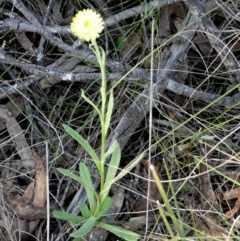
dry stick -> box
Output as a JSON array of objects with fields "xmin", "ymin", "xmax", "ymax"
[
  {"xmin": 4, "ymin": 1, "xmax": 219, "ymax": 74},
  {"xmin": 104, "ymin": 0, "xmax": 174, "ymax": 26},
  {"xmin": 184, "ymin": 0, "xmax": 240, "ymax": 85},
  {"xmin": 144, "ymin": 19, "xmax": 155, "ymax": 241},
  {"xmin": 215, "ymin": 0, "xmax": 240, "ymax": 22},
  {"xmin": 7, "ymin": 0, "xmax": 182, "ymax": 32},
  {"xmin": 12, "ymin": 0, "xmax": 125, "ymax": 72},
  {"xmin": 0, "ymin": 0, "xmax": 217, "ymax": 35},
  {"xmin": 37, "ymin": 0, "xmax": 56, "ymax": 62},
  {"xmin": 0, "ymin": 18, "xmax": 71, "ymax": 34},
  {"xmin": 11, "ymin": 0, "xmax": 186, "ymax": 74},
  {"xmin": 12, "ymin": 0, "xmax": 41, "ymax": 26},
  {"xmin": 5, "ymin": 0, "xmax": 219, "ymax": 32},
  {"xmin": 0, "ymin": 48, "xmax": 239, "ymax": 107},
  {"xmin": 0, "ymin": 47, "xmax": 126, "ymax": 81}
]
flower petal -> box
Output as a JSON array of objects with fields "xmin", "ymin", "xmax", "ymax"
[{"xmin": 70, "ymin": 9, "xmax": 104, "ymax": 42}]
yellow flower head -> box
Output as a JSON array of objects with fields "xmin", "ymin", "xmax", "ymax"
[{"xmin": 70, "ymin": 9, "xmax": 104, "ymax": 42}]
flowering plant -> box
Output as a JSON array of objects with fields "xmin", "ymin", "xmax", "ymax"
[{"xmin": 53, "ymin": 9, "xmax": 142, "ymax": 240}]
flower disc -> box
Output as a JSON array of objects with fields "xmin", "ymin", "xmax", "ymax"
[{"xmin": 71, "ymin": 9, "xmax": 104, "ymax": 42}]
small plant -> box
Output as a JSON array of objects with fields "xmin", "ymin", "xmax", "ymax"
[{"xmin": 53, "ymin": 9, "xmax": 143, "ymax": 240}]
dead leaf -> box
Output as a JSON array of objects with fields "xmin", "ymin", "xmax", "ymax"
[
  {"xmin": 199, "ymin": 141, "xmax": 219, "ymax": 212},
  {"xmin": 220, "ymin": 187, "xmax": 240, "ymax": 200},
  {"xmin": 18, "ymin": 182, "xmax": 35, "ymax": 239},
  {"xmin": 3, "ymin": 150, "xmax": 47, "ymax": 239},
  {"xmin": 157, "ymin": 3, "xmax": 185, "ymax": 44},
  {"xmin": 3, "ymin": 185, "xmax": 47, "ymax": 220},
  {"xmin": 119, "ymin": 32, "xmax": 141, "ymax": 64},
  {"xmin": 28, "ymin": 150, "xmax": 47, "ymax": 234},
  {"xmin": 225, "ymin": 189, "xmax": 240, "ymax": 219},
  {"xmin": 39, "ymin": 57, "xmax": 82, "ymax": 88},
  {"xmin": 194, "ymin": 33, "xmax": 212, "ymax": 57},
  {"xmin": 15, "ymin": 32, "xmax": 36, "ymax": 54},
  {"xmin": 125, "ymin": 215, "xmax": 158, "ymax": 230},
  {"xmin": 196, "ymin": 214, "xmax": 233, "ymax": 241}
]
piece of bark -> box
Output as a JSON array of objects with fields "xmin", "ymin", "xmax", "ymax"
[
  {"xmin": 29, "ymin": 150, "xmax": 47, "ymax": 234},
  {"xmin": 0, "ymin": 105, "xmax": 35, "ymax": 170}
]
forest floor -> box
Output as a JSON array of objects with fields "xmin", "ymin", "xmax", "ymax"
[{"xmin": 1, "ymin": 0, "xmax": 240, "ymax": 240}]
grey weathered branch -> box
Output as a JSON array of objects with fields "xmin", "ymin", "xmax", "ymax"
[
  {"xmin": 36, "ymin": 0, "xmax": 56, "ymax": 61},
  {"xmin": 1, "ymin": 47, "xmax": 239, "ymax": 107}
]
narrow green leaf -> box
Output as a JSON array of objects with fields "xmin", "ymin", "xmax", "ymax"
[
  {"xmin": 72, "ymin": 238, "xmax": 80, "ymax": 241},
  {"xmin": 102, "ymin": 143, "xmax": 121, "ymax": 201},
  {"xmin": 81, "ymin": 90, "xmax": 101, "ymax": 117},
  {"xmin": 57, "ymin": 168, "xmax": 98, "ymax": 201},
  {"xmin": 53, "ymin": 211, "xmax": 85, "ymax": 225},
  {"xmin": 96, "ymin": 222, "xmax": 140, "ymax": 241},
  {"xmin": 70, "ymin": 216, "xmax": 98, "ymax": 238},
  {"xmin": 63, "ymin": 124, "xmax": 100, "ymax": 171},
  {"xmin": 79, "ymin": 163, "xmax": 96, "ymax": 212},
  {"xmin": 104, "ymin": 89, "xmax": 114, "ymax": 135},
  {"xmin": 113, "ymin": 152, "xmax": 144, "ymax": 183},
  {"xmin": 78, "ymin": 203, "xmax": 91, "ymax": 219},
  {"xmin": 103, "ymin": 140, "xmax": 117, "ymax": 159},
  {"xmin": 98, "ymin": 196, "xmax": 114, "ymax": 217}
]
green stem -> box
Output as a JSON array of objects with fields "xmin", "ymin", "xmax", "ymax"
[{"xmin": 91, "ymin": 40, "xmax": 107, "ymax": 202}]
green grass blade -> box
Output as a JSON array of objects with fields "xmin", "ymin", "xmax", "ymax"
[
  {"xmin": 112, "ymin": 152, "xmax": 144, "ymax": 183},
  {"xmin": 150, "ymin": 165, "xmax": 185, "ymax": 238},
  {"xmin": 96, "ymin": 222, "xmax": 140, "ymax": 241}
]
